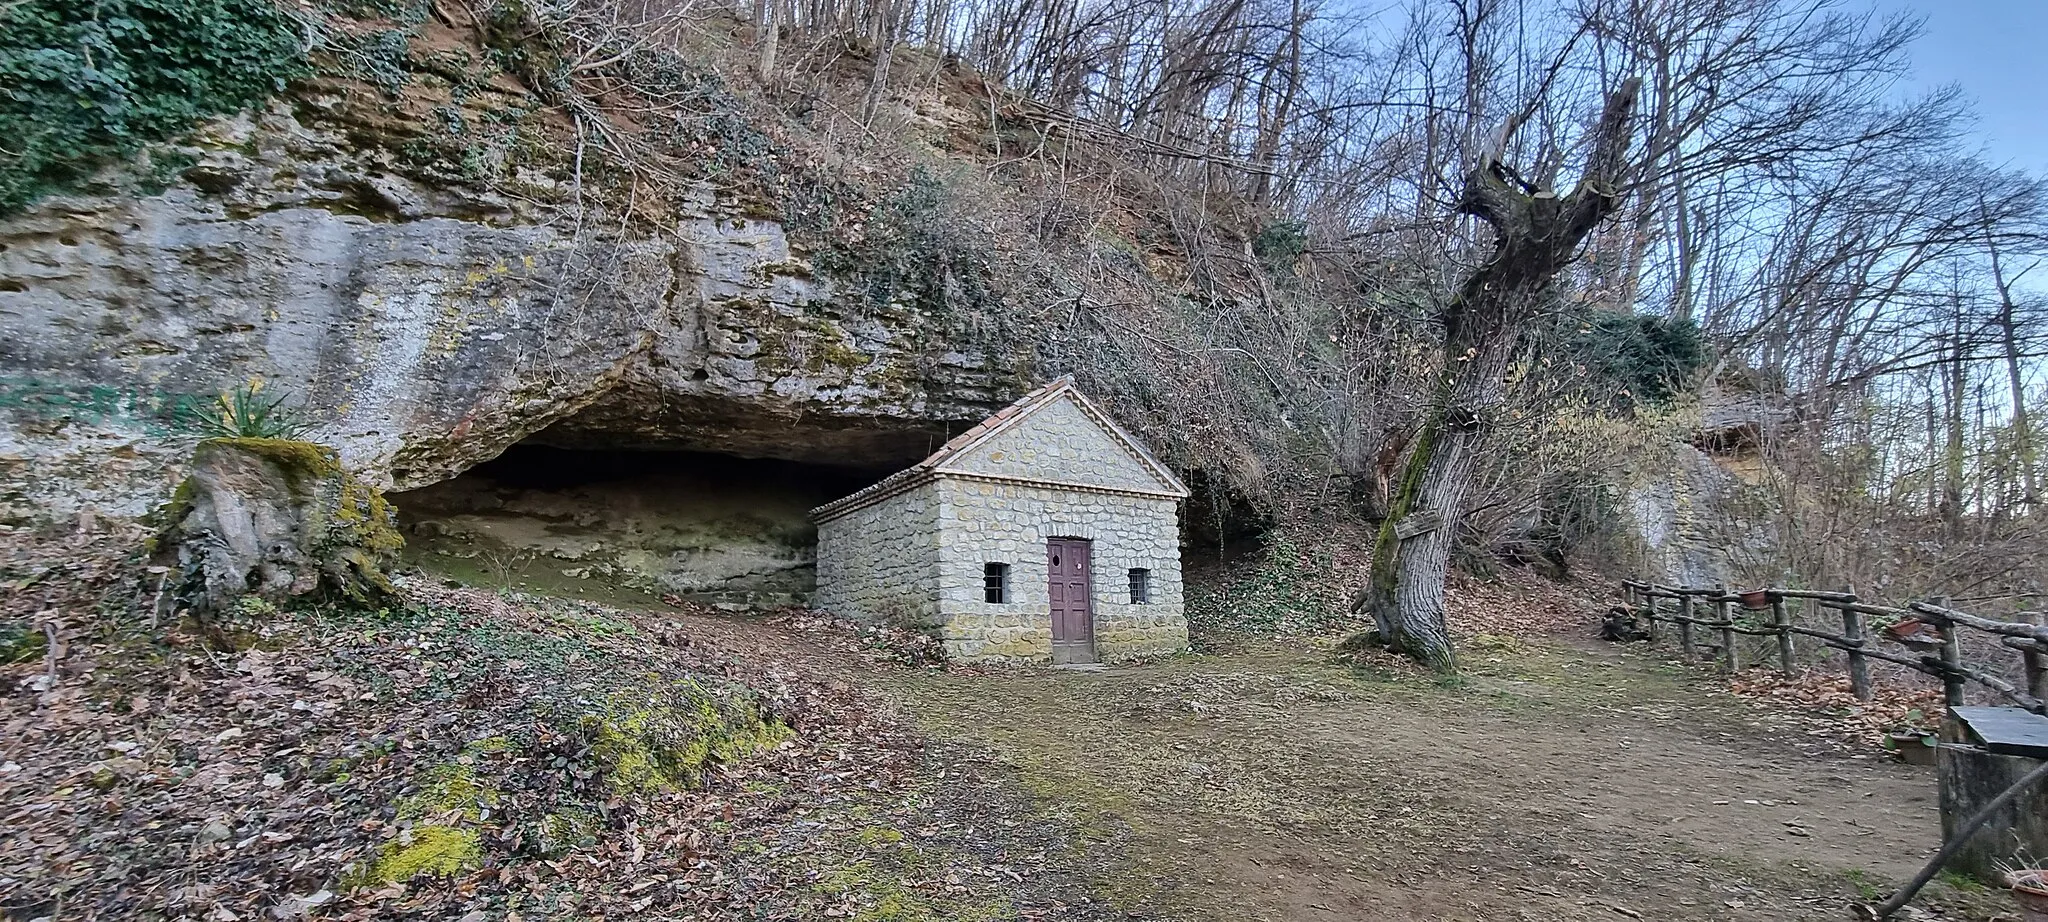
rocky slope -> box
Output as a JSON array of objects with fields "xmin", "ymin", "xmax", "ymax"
[{"xmin": 1618, "ymin": 395, "xmax": 1786, "ymax": 590}]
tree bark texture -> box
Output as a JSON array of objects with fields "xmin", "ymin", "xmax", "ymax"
[
  {"xmin": 1365, "ymin": 77, "xmax": 1643, "ymax": 671},
  {"xmin": 1367, "ymin": 333, "xmax": 1517, "ymax": 670},
  {"xmin": 1992, "ymin": 240, "xmax": 2036, "ymax": 508},
  {"xmin": 754, "ymin": 0, "xmax": 780, "ymax": 80},
  {"xmin": 1944, "ymin": 311, "xmax": 1968, "ymax": 533}
]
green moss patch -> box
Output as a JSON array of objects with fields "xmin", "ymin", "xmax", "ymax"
[
  {"xmin": 361, "ymin": 824, "xmax": 483, "ymax": 884},
  {"xmin": 580, "ymin": 682, "xmax": 792, "ymax": 794},
  {"xmin": 805, "ymin": 833, "xmax": 1016, "ymax": 922},
  {"xmin": 398, "ymin": 763, "xmax": 500, "ymax": 822},
  {"xmin": 197, "ymin": 437, "xmax": 342, "ymax": 479},
  {"xmin": 344, "ymin": 761, "xmax": 501, "ymax": 888}
]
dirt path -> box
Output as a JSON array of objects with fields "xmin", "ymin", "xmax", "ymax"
[{"xmin": 859, "ymin": 635, "xmax": 1992, "ymax": 922}]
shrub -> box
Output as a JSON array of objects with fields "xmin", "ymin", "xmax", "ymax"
[
  {"xmin": 192, "ymin": 384, "xmax": 317, "ymax": 439},
  {"xmin": 1567, "ymin": 311, "xmax": 1708, "ymax": 408},
  {"xmin": 0, "ymin": 0, "xmax": 306, "ymax": 213},
  {"xmin": 1251, "ymin": 219, "xmax": 1308, "ymax": 272}
]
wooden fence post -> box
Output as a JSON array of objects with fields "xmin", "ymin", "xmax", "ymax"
[
  {"xmin": 1932, "ymin": 596, "xmax": 1966, "ymax": 707},
  {"xmin": 1839, "ymin": 595, "xmax": 1873, "ymax": 701},
  {"xmin": 2029, "ymin": 611, "xmax": 2046, "ymax": 703},
  {"xmin": 1678, "ymin": 592, "xmax": 1696, "ymax": 658},
  {"xmin": 1717, "ymin": 586, "xmax": 1738, "ymax": 673},
  {"xmin": 1772, "ymin": 594, "xmax": 1795, "ymax": 674},
  {"xmin": 1641, "ymin": 592, "xmax": 1660, "ymax": 643}
]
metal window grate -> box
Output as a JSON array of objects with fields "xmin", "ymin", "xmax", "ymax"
[
  {"xmin": 1129, "ymin": 568, "xmax": 1150, "ymax": 604},
  {"xmin": 984, "ymin": 562, "xmax": 1009, "ymax": 603}
]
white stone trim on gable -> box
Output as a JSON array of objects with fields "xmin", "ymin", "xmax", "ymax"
[
  {"xmin": 810, "ymin": 378, "xmax": 1187, "ymax": 524},
  {"xmin": 1054, "ymin": 390, "xmax": 1192, "ymax": 497},
  {"xmin": 942, "ymin": 470, "xmax": 1186, "ymax": 501},
  {"xmin": 928, "ymin": 385, "xmax": 1189, "ymax": 498}
]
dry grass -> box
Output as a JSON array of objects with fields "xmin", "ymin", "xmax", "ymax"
[{"xmin": 869, "ymin": 633, "xmax": 2015, "ymax": 922}]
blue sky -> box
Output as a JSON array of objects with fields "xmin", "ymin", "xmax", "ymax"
[{"xmin": 1896, "ymin": 0, "xmax": 2048, "ymax": 172}]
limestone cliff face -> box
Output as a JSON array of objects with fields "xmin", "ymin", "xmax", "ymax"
[
  {"xmin": 1621, "ymin": 440, "xmax": 1778, "ymax": 590},
  {"xmin": 1623, "ymin": 443, "xmax": 1738, "ymax": 588},
  {"xmin": 0, "ymin": 92, "xmax": 1016, "ymax": 525}
]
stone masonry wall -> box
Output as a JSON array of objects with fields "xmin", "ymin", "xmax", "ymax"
[
  {"xmin": 932, "ymin": 476, "xmax": 1186, "ymax": 663},
  {"xmin": 813, "ymin": 481, "xmax": 940, "ymax": 627},
  {"xmin": 947, "ymin": 395, "xmax": 1169, "ymax": 494}
]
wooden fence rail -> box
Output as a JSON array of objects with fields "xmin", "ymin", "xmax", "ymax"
[{"xmin": 1618, "ymin": 580, "xmax": 2048, "ymax": 715}]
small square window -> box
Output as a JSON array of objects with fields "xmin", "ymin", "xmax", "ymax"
[
  {"xmin": 1129, "ymin": 568, "xmax": 1151, "ymax": 604},
  {"xmin": 984, "ymin": 563, "xmax": 1010, "ymax": 603}
]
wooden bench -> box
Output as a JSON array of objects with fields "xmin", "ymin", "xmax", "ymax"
[{"xmin": 1940, "ymin": 706, "xmax": 2048, "ymax": 880}]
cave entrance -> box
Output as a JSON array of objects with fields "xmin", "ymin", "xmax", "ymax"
[{"xmin": 389, "ymin": 445, "xmax": 896, "ymax": 608}]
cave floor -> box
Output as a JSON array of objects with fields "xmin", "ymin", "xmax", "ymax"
[{"xmin": 840, "ymin": 633, "xmax": 2004, "ymax": 922}]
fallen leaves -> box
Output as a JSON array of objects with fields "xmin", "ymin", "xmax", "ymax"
[
  {"xmin": 1726, "ymin": 669, "xmax": 1945, "ymax": 756},
  {"xmin": 1446, "ymin": 567, "xmax": 1608, "ymax": 638},
  {"xmin": 2, "ymin": 527, "xmax": 1111, "ymax": 922}
]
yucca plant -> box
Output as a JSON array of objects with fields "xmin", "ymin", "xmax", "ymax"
[{"xmin": 194, "ymin": 383, "xmax": 318, "ymax": 439}]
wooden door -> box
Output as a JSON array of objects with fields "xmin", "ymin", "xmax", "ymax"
[{"xmin": 1047, "ymin": 537, "xmax": 1096, "ymax": 664}]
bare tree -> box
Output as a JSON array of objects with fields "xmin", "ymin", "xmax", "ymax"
[
  {"xmin": 1988, "ymin": 225, "xmax": 2039, "ymax": 509},
  {"xmin": 1366, "ymin": 76, "xmax": 1645, "ymax": 670}
]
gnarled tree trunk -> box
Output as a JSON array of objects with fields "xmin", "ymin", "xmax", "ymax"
[
  {"xmin": 1367, "ymin": 332, "xmax": 1516, "ymax": 670},
  {"xmin": 1365, "ymin": 77, "xmax": 1644, "ymax": 672}
]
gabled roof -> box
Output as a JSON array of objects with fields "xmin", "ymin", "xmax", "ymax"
[{"xmin": 811, "ymin": 377, "xmax": 1188, "ymax": 522}]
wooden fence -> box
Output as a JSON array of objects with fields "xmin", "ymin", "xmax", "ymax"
[{"xmin": 1618, "ymin": 581, "xmax": 2048, "ymax": 715}]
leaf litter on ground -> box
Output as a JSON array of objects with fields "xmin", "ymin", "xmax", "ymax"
[{"xmin": 1, "ymin": 526, "xmax": 1117, "ymax": 921}]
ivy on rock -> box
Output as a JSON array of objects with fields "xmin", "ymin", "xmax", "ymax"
[
  {"xmin": 1566, "ymin": 311, "xmax": 1708, "ymax": 409},
  {"xmin": 0, "ymin": 0, "xmax": 306, "ymax": 213}
]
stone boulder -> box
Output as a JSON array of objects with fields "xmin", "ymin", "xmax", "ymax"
[{"xmin": 156, "ymin": 438, "xmax": 402, "ymax": 615}]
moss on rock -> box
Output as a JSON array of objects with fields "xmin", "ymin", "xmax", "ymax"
[
  {"xmin": 346, "ymin": 761, "xmax": 501, "ymax": 888},
  {"xmin": 361, "ymin": 824, "xmax": 483, "ymax": 884},
  {"xmin": 399, "ymin": 763, "xmax": 500, "ymax": 822},
  {"xmin": 155, "ymin": 437, "xmax": 402, "ymax": 616},
  {"xmin": 203, "ymin": 437, "xmax": 343, "ymax": 482},
  {"xmin": 581, "ymin": 681, "xmax": 792, "ymax": 794}
]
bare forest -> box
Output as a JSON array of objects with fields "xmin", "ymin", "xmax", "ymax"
[{"xmin": 532, "ymin": 0, "xmax": 2048, "ymax": 667}]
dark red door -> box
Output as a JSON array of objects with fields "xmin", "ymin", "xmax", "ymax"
[{"xmin": 1048, "ymin": 538, "xmax": 1096, "ymax": 664}]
